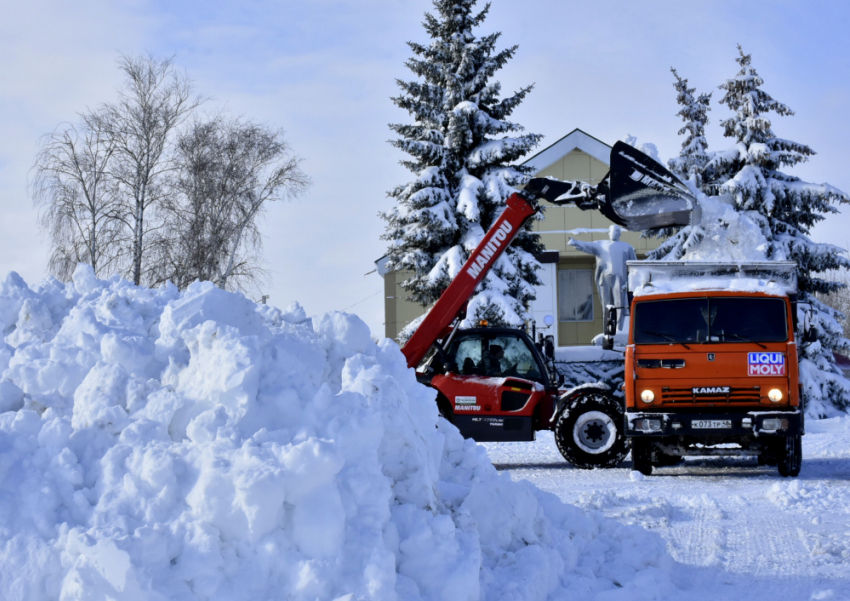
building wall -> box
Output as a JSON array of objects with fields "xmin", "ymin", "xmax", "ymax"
[{"xmin": 383, "ymin": 268, "xmax": 423, "ymax": 340}]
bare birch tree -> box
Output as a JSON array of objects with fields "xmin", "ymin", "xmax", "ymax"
[
  {"xmin": 31, "ymin": 111, "xmax": 124, "ymax": 280},
  {"xmin": 97, "ymin": 54, "xmax": 201, "ymax": 285},
  {"xmin": 154, "ymin": 117, "xmax": 309, "ymax": 292},
  {"xmin": 33, "ymin": 53, "xmax": 307, "ymax": 293}
]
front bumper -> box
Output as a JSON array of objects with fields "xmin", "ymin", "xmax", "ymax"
[{"xmin": 625, "ymin": 410, "xmax": 803, "ymax": 438}]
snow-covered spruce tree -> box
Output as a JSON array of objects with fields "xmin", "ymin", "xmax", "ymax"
[
  {"xmin": 382, "ymin": 0, "xmax": 543, "ymax": 339},
  {"xmin": 648, "ymin": 68, "xmax": 712, "ymax": 259},
  {"xmin": 707, "ymin": 46, "xmax": 850, "ymax": 415},
  {"xmin": 668, "ymin": 68, "xmax": 712, "ymax": 188}
]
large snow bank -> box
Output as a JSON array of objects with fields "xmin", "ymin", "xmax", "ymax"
[{"xmin": 0, "ymin": 266, "xmax": 678, "ymax": 600}]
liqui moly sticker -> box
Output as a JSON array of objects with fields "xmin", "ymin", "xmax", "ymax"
[{"xmin": 748, "ymin": 352, "xmax": 785, "ymax": 376}]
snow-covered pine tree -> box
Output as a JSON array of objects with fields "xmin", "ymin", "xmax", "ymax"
[
  {"xmin": 381, "ymin": 0, "xmax": 543, "ymax": 338},
  {"xmin": 668, "ymin": 68, "xmax": 712, "ymax": 188},
  {"xmin": 648, "ymin": 68, "xmax": 712, "ymax": 259},
  {"xmin": 707, "ymin": 46, "xmax": 850, "ymax": 415}
]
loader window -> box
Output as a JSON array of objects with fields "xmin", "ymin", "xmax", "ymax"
[
  {"xmin": 633, "ymin": 297, "xmax": 788, "ymax": 345},
  {"xmin": 448, "ymin": 335, "xmax": 543, "ymax": 381}
]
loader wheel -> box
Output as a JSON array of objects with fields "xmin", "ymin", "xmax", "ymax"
[
  {"xmin": 554, "ymin": 392, "xmax": 627, "ymax": 469},
  {"xmin": 778, "ymin": 434, "xmax": 802, "ymax": 478},
  {"xmin": 631, "ymin": 439, "xmax": 653, "ymax": 476}
]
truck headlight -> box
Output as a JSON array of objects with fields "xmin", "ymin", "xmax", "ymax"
[
  {"xmin": 761, "ymin": 418, "xmax": 788, "ymax": 431},
  {"xmin": 640, "ymin": 389, "xmax": 655, "ymax": 403},
  {"xmin": 767, "ymin": 389, "xmax": 783, "ymax": 402}
]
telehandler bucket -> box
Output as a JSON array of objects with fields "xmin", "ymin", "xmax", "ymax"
[{"xmin": 524, "ymin": 141, "xmax": 700, "ymax": 232}]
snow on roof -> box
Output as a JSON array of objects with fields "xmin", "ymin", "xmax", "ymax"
[{"xmin": 522, "ymin": 128, "xmax": 611, "ymax": 173}]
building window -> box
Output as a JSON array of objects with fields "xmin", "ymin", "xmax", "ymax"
[{"xmin": 558, "ymin": 269, "xmax": 594, "ymax": 322}]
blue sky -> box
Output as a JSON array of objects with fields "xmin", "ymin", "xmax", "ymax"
[{"xmin": 2, "ymin": 0, "xmax": 849, "ymax": 336}]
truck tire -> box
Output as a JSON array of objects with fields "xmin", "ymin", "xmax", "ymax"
[
  {"xmin": 632, "ymin": 439, "xmax": 653, "ymax": 476},
  {"xmin": 778, "ymin": 434, "xmax": 802, "ymax": 478},
  {"xmin": 554, "ymin": 392, "xmax": 627, "ymax": 469}
]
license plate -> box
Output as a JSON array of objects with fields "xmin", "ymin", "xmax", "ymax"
[{"xmin": 692, "ymin": 419, "xmax": 732, "ymax": 429}]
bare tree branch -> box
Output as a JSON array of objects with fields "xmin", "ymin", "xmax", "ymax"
[
  {"xmin": 96, "ymin": 53, "xmax": 202, "ymax": 285},
  {"xmin": 31, "ymin": 112, "xmax": 125, "ymax": 280},
  {"xmin": 154, "ymin": 117, "xmax": 310, "ymax": 293}
]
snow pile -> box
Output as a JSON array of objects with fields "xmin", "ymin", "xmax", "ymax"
[
  {"xmin": 632, "ymin": 189, "xmax": 799, "ymax": 297},
  {"xmin": 0, "ymin": 266, "xmax": 679, "ymax": 600},
  {"xmin": 678, "ymin": 193, "xmax": 773, "ymax": 263},
  {"xmin": 766, "ymin": 480, "xmax": 850, "ymax": 515}
]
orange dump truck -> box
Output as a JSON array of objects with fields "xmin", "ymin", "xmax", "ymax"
[{"xmin": 623, "ymin": 261, "xmax": 803, "ymax": 477}]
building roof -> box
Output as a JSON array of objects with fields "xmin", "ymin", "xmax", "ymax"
[{"xmin": 522, "ymin": 128, "xmax": 611, "ymax": 172}]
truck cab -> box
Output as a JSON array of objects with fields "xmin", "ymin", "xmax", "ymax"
[{"xmin": 624, "ymin": 262, "xmax": 803, "ymax": 477}]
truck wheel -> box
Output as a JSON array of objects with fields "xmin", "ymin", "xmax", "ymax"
[
  {"xmin": 632, "ymin": 439, "xmax": 653, "ymax": 476},
  {"xmin": 554, "ymin": 392, "xmax": 627, "ymax": 469},
  {"xmin": 778, "ymin": 434, "xmax": 802, "ymax": 478}
]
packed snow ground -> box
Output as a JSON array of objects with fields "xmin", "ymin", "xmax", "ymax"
[
  {"xmin": 0, "ymin": 267, "xmax": 686, "ymax": 600},
  {"xmin": 485, "ymin": 416, "xmax": 850, "ymax": 601}
]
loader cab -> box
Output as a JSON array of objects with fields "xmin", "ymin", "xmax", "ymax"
[
  {"xmin": 427, "ymin": 327, "xmax": 558, "ymax": 442},
  {"xmin": 440, "ymin": 327, "xmax": 553, "ymax": 387}
]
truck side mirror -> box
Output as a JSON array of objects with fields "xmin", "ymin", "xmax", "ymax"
[{"xmin": 789, "ymin": 294, "xmax": 798, "ymax": 330}]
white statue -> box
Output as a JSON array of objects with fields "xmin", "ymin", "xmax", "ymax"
[{"xmin": 568, "ymin": 225, "xmax": 636, "ymax": 331}]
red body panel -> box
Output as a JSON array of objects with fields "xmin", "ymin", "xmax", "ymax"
[{"xmin": 431, "ymin": 373, "xmax": 555, "ymax": 427}]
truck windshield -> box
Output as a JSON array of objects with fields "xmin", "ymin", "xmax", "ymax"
[{"xmin": 633, "ymin": 297, "xmax": 788, "ymax": 345}]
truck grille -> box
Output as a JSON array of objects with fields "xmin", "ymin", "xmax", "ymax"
[{"xmin": 661, "ymin": 386, "xmax": 762, "ymax": 403}]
